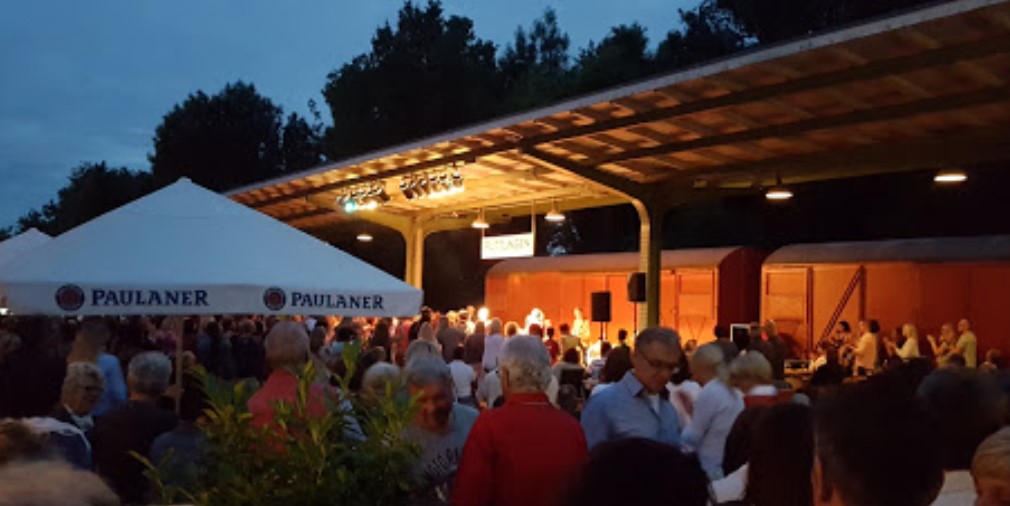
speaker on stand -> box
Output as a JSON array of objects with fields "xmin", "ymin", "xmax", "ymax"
[
  {"xmin": 591, "ymin": 291, "xmax": 611, "ymax": 342},
  {"xmin": 628, "ymin": 273, "xmax": 646, "ymax": 336}
]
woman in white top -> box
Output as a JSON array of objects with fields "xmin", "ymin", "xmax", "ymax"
[
  {"xmin": 679, "ymin": 343, "xmax": 744, "ymax": 480},
  {"xmin": 887, "ymin": 323, "xmax": 921, "ymax": 360}
]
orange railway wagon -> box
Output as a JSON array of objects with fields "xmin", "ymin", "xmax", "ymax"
[
  {"xmin": 762, "ymin": 235, "xmax": 1010, "ymax": 359},
  {"xmin": 485, "ymin": 247, "xmax": 766, "ymax": 345}
]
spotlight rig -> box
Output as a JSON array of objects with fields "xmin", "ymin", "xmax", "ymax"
[
  {"xmin": 400, "ymin": 166, "xmax": 465, "ymax": 201},
  {"xmin": 336, "ymin": 182, "xmax": 390, "ymax": 214}
]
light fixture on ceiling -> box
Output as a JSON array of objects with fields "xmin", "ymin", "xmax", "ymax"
[
  {"xmin": 337, "ymin": 182, "xmax": 389, "ymax": 213},
  {"xmin": 934, "ymin": 169, "xmax": 967, "ymax": 184},
  {"xmin": 545, "ymin": 199, "xmax": 565, "ymax": 222},
  {"xmin": 400, "ymin": 166, "xmax": 465, "ymax": 201},
  {"xmin": 356, "ymin": 232, "xmax": 373, "ymax": 242},
  {"xmin": 471, "ymin": 208, "xmax": 490, "ymax": 229},
  {"xmin": 765, "ymin": 173, "xmax": 793, "ymax": 201}
]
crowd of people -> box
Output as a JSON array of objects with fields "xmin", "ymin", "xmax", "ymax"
[{"xmin": 0, "ymin": 307, "xmax": 1009, "ymax": 506}]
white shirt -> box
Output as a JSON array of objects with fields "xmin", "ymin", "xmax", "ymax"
[
  {"xmin": 477, "ymin": 369, "xmax": 503, "ymax": 407},
  {"xmin": 956, "ymin": 332, "xmax": 978, "ymax": 368},
  {"xmin": 448, "ymin": 360, "xmax": 476, "ymax": 399},
  {"xmin": 895, "ymin": 336, "xmax": 920, "ymax": 360},
  {"xmin": 482, "ymin": 333, "xmax": 506, "ymax": 371},
  {"xmin": 681, "ymin": 380, "xmax": 745, "ymax": 480},
  {"xmin": 710, "ymin": 463, "xmax": 748, "ymax": 505},
  {"xmin": 930, "ymin": 470, "xmax": 976, "ymax": 506},
  {"xmin": 668, "ymin": 380, "xmax": 702, "ymax": 430},
  {"xmin": 586, "ymin": 340, "xmax": 602, "ymax": 363},
  {"xmin": 854, "ymin": 332, "xmax": 878, "ymax": 371}
]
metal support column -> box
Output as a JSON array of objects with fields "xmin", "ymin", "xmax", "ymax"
[{"xmin": 633, "ymin": 199, "xmax": 665, "ymax": 329}]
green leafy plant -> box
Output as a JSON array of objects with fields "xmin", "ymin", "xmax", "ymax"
[{"xmin": 143, "ymin": 344, "xmax": 419, "ymax": 506}]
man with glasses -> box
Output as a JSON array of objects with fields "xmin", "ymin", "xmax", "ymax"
[{"xmin": 581, "ymin": 327, "xmax": 683, "ymax": 449}]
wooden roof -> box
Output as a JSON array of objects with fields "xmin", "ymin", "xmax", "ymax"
[{"xmin": 230, "ymin": 0, "xmax": 1010, "ymax": 232}]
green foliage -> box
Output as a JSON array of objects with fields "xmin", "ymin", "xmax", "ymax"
[
  {"xmin": 16, "ymin": 162, "xmax": 156, "ymax": 236},
  {"xmin": 574, "ymin": 24, "xmax": 653, "ymax": 93},
  {"xmin": 145, "ymin": 352, "xmax": 419, "ymax": 506},
  {"xmin": 149, "ymin": 81, "xmax": 322, "ymax": 191},
  {"xmin": 322, "ymin": 0, "xmax": 501, "ymax": 160},
  {"xmin": 498, "ymin": 8, "xmax": 572, "ymax": 110},
  {"xmin": 715, "ymin": 0, "xmax": 937, "ymax": 43}
]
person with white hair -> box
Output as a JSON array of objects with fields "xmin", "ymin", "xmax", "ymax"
[
  {"xmin": 482, "ymin": 318, "xmax": 506, "ymax": 373},
  {"xmin": 680, "ymin": 342, "xmax": 744, "ymax": 480},
  {"xmin": 92, "ymin": 351, "xmax": 178, "ymax": 504},
  {"xmin": 247, "ymin": 321, "xmax": 332, "ymax": 429},
  {"xmin": 452, "ymin": 335, "xmax": 588, "ymax": 506},
  {"xmin": 51, "ymin": 362, "xmax": 105, "ymax": 433},
  {"xmin": 403, "ymin": 354, "xmax": 479, "ymax": 502},
  {"xmin": 972, "ymin": 426, "xmax": 1010, "ymax": 506}
]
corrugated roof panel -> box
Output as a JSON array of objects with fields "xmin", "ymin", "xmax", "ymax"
[
  {"xmin": 487, "ymin": 247, "xmax": 744, "ymax": 276},
  {"xmin": 765, "ymin": 235, "xmax": 1010, "ymax": 264}
]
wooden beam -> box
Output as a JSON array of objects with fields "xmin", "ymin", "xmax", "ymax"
[
  {"xmin": 527, "ymin": 34, "xmax": 1010, "ymax": 146},
  {"xmin": 520, "ymin": 146, "xmax": 646, "ymax": 199},
  {"xmin": 593, "ymin": 84, "xmax": 1010, "ymax": 165},
  {"xmin": 417, "ymin": 186, "xmax": 606, "ymax": 219}
]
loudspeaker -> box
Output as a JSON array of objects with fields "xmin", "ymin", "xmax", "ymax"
[
  {"xmin": 591, "ymin": 292, "xmax": 611, "ymax": 323},
  {"xmin": 627, "ymin": 272, "xmax": 646, "ymax": 303}
]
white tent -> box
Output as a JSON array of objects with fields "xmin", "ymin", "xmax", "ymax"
[
  {"xmin": 0, "ymin": 228, "xmax": 53, "ymax": 311},
  {"xmin": 0, "ymin": 179, "xmax": 422, "ymax": 316},
  {"xmin": 0, "ymin": 228, "xmax": 52, "ymax": 266}
]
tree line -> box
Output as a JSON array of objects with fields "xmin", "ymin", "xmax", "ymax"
[{"xmin": 0, "ymin": 0, "xmax": 943, "ymax": 240}]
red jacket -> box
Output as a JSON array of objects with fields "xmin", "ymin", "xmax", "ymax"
[{"xmin": 452, "ymin": 392, "xmax": 588, "ymax": 506}]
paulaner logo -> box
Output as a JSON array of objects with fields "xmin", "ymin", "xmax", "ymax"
[
  {"xmin": 263, "ymin": 287, "xmax": 287, "ymax": 311},
  {"xmin": 55, "ymin": 285, "xmax": 85, "ymax": 311}
]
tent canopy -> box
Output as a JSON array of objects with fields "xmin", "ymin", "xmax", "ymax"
[
  {"xmin": 0, "ymin": 179, "xmax": 422, "ymax": 316},
  {"xmin": 0, "ymin": 228, "xmax": 52, "ymax": 267}
]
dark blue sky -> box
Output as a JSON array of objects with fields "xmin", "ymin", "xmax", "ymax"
[{"xmin": 0, "ymin": 0, "xmax": 695, "ymax": 229}]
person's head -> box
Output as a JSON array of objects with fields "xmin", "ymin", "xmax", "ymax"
[
  {"xmin": 574, "ymin": 307, "xmax": 584, "ymax": 319},
  {"xmin": 418, "ymin": 322, "xmax": 435, "ymax": 342},
  {"xmin": 600, "ymin": 342, "xmax": 612, "ymax": 358},
  {"xmin": 958, "ymin": 319, "xmax": 971, "ymax": 333},
  {"xmin": 0, "ymin": 459, "xmax": 120, "ymax": 505},
  {"xmin": 504, "ymin": 321, "xmax": 519, "ymax": 337},
  {"xmin": 488, "ymin": 318, "xmax": 503, "ymax": 336},
  {"xmin": 563, "ymin": 348, "xmax": 580, "ymax": 365},
  {"xmin": 404, "ymin": 339, "xmax": 440, "ymax": 363},
  {"xmin": 940, "ymin": 323, "xmax": 955, "ymax": 339},
  {"xmin": 568, "ymin": 437, "xmax": 709, "ymax": 506},
  {"xmin": 985, "ymin": 349, "xmax": 1005, "ymax": 369},
  {"xmin": 601, "ymin": 346, "xmax": 633, "ymax": 384},
  {"xmin": 763, "ymin": 320, "xmax": 778, "ymax": 338},
  {"xmin": 69, "ymin": 317, "xmax": 110, "ymax": 363},
  {"xmin": 946, "ymin": 354, "xmax": 968, "ymax": 368},
  {"xmin": 746, "ymin": 403, "xmax": 813, "ymax": 506},
  {"xmin": 632, "ymin": 327, "xmax": 682, "ymax": 394},
  {"xmin": 473, "ymin": 321, "xmax": 486, "ymax": 336},
  {"xmin": 361, "ymin": 362, "xmax": 401, "ymax": 399},
  {"xmin": 714, "ymin": 325, "xmax": 729, "ymax": 340},
  {"xmin": 748, "ymin": 322, "xmax": 762, "ymax": 340},
  {"xmin": 127, "ymin": 351, "xmax": 172, "ymax": 399},
  {"xmin": 178, "ymin": 373, "xmax": 210, "ymax": 424},
  {"xmin": 500, "ymin": 335, "xmax": 552, "ymax": 395},
  {"xmin": 559, "ymin": 323, "xmax": 571, "ymax": 335},
  {"xmin": 972, "ymin": 426, "xmax": 1010, "ymax": 506},
  {"xmin": 813, "ymin": 378, "xmax": 944, "ymax": 506},
  {"xmin": 618, "ymin": 329, "xmax": 628, "ymax": 343},
  {"xmin": 61, "ymin": 362, "xmax": 105, "ymax": 416},
  {"xmin": 730, "ymin": 351, "xmax": 773, "ymax": 393},
  {"xmin": 404, "ymin": 354, "xmax": 454, "ymax": 433},
  {"xmin": 917, "ymin": 368, "xmax": 1008, "ymax": 470},
  {"xmin": 309, "ymin": 325, "xmax": 327, "ymax": 355},
  {"xmin": 528, "ymin": 324, "xmax": 544, "ymax": 338},
  {"xmin": 689, "ymin": 342, "xmax": 728, "ymax": 387},
  {"xmin": 451, "ymin": 345, "xmax": 465, "ymax": 362},
  {"xmin": 238, "ymin": 318, "xmax": 256, "ymax": 336},
  {"xmin": 867, "ymin": 320, "xmax": 880, "ymax": 334},
  {"xmin": 0, "ymin": 420, "xmax": 49, "ymax": 465},
  {"xmin": 901, "ymin": 323, "xmax": 919, "ymax": 342},
  {"xmin": 265, "ymin": 321, "xmax": 310, "ymax": 370},
  {"xmin": 419, "ymin": 307, "xmax": 432, "ymax": 323},
  {"xmin": 858, "ymin": 320, "xmax": 867, "ymax": 334},
  {"xmin": 837, "ymin": 321, "xmax": 851, "ymax": 334}
]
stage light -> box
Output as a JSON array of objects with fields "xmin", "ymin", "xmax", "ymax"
[
  {"xmin": 343, "ymin": 200, "xmax": 358, "ymax": 213},
  {"xmin": 934, "ymin": 169, "xmax": 967, "ymax": 184},
  {"xmin": 356, "ymin": 232, "xmax": 373, "ymax": 242},
  {"xmin": 471, "ymin": 208, "xmax": 490, "ymax": 229},
  {"xmin": 545, "ymin": 199, "xmax": 565, "ymax": 222},
  {"xmin": 477, "ymin": 307, "xmax": 489, "ymax": 322},
  {"xmin": 766, "ymin": 187, "xmax": 793, "ymax": 201}
]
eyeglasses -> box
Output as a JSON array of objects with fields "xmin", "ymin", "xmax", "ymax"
[{"xmin": 639, "ymin": 353, "xmax": 679, "ymax": 372}]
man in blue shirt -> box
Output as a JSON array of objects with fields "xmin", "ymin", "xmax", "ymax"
[{"xmin": 581, "ymin": 327, "xmax": 683, "ymax": 449}]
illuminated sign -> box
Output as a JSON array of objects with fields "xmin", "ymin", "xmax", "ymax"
[{"xmin": 481, "ymin": 233, "xmax": 534, "ymax": 260}]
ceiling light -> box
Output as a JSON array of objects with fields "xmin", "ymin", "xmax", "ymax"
[
  {"xmin": 766, "ymin": 173, "xmax": 793, "ymax": 201},
  {"xmin": 545, "ymin": 199, "xmax": 565, "ymax": 222},
  {"xmin": 356, "ymin": 232, "xmax": 373, "ymax": 242},
  {"xmin": 471, "ymin": 208, "xmax": 490, "ymax": 229},
  {"xmin": 934, "ymin": 169, "xmax": 967, "ymax": 184}
]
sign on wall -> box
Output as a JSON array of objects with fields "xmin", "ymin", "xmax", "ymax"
[{"xmin": 481, "ymin": 232, "xmax": 535, "ymax": 260}]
